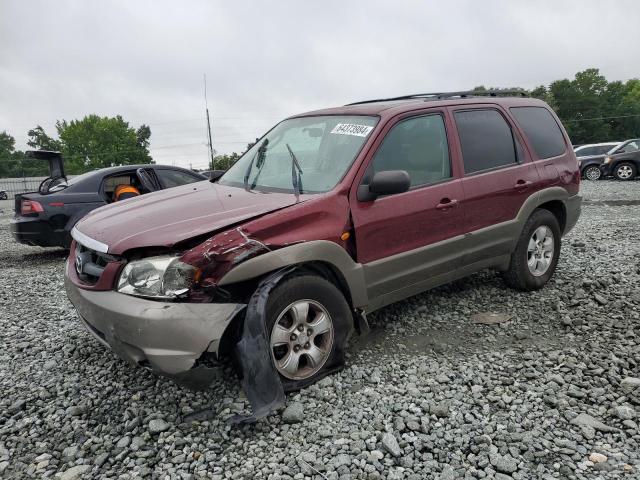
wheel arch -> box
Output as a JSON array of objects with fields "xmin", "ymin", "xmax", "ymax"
[
  {"xmin": 218, "ymin": 240, "xmax": 368, "ymax": 310},
  {"xmin": 536, "ymin": 200, "xmax": 567, "ymax": 233},
  {"xmin": 516, "ymin": 187, "xmax": 575, "ymax": 236}
]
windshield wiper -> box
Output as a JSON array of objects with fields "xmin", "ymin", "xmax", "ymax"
[
  {"xmin": 243, "ymin": 138, "xmax": 269, "ymax": 191},
  {"xmin": 286, "ymin": 143, "xmax": 303, "ymax": 197}
]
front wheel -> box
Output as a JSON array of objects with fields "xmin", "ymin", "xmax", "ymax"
[
  {"xmin": 0, "ymin": 192, "xmax": 7, "ymax": 200},
  {"xmin": 265, "ymin": 274, "xmax": 352, "ymax": 390},
  {"xmin": 502, "ymin": 209, "xmax": 561, "ymax": 291},
  {"xmin": 583, "ymin": 165, "xmax": 602, "ymax": 181},
  {"xmin": 614, "ymin": 162, "xmax": 637, "ymax": 181}
]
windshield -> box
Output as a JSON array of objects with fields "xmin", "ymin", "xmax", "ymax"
[
  {"xmin": 611, "ymin": 139, "xmax": 640, "ymax": 154},
  {"xmin": 219, "ymin": 115, "xmax": 378, "ymax": 193}
]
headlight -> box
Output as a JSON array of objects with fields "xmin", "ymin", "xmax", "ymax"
[
  {"xmin": 604, "ymin": 156, "xmax": 612, "ymax": 164},
  {"xmin": 117, "ymin": 255, "xmax": 199, "ymax": 299}
]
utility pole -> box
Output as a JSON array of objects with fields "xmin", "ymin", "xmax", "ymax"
[{"xmin": 204, "ymin": 74, "xmax": 215, "ymax": 170}]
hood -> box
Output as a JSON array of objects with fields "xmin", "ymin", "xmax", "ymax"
[{"xmin": 74, "ymin": 181, "xmax": 305, "ymax": 255}]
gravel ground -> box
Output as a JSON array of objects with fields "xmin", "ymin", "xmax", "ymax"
[{"xmin": 1, "ymin": 181, "xmax": 639, "ymax": 480}]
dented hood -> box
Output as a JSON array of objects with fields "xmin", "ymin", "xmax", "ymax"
[{"xmin": 74, "ymin": 181, "xmax": 303, "ymax": 255}]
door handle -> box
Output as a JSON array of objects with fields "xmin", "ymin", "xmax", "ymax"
[
  {"xmin": 436, "ymin": 198, "xmax": 458, "ymax": 210},
  {"xmin": 514, "ymin": 180, "xmax": 532, "ymax": 189}
]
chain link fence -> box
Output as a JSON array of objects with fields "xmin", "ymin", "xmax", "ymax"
[{"xmin": 0, "ymin": 177, "xmax": 49, "ymax": 199}]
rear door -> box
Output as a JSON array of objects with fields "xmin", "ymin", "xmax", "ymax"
[
  {"xmin": 350, "ymin": 110, "xmax": 466, "ymax": 309},
  {"xmin": 449, "ymin": 105, "xmax": 540, "ymax": 265}
]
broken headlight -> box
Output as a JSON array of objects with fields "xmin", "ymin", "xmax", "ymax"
[{"xmin": 117, "ymin": 255, "xmax": 199, "ymax": 299}]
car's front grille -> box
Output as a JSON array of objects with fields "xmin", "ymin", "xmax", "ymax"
[{"xmin": 74, "ymin": 242, "xmax": 110, "ymax": 284}]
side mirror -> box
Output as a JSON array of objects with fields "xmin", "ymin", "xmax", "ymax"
[
  {"xmin": 208, "ymin": 170, "xmax": 226, "ymax": 182},
  {"xmin": 357, "ymin": 170, "xmax": 410, "ymax": 202}
]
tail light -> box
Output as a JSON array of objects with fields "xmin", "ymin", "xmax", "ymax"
[{"xmin": 21, "ymin": 199, "xmax": 44, "ymax": 215}]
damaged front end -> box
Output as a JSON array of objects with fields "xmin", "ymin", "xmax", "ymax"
[{"xmin": 64, "ymin": 261, "xmax": 246, "ymax": 390}]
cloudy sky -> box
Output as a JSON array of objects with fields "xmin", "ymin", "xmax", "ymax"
[{"xmin": 1, "ymin": 0, "xmax": 638, "ymax": 169}]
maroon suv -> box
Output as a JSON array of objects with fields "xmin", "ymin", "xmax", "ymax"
[{"xmin": 65, "ymin": 92, "xmax": 581, "ymax": 408}]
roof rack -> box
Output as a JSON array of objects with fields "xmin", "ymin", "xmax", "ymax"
[{"xmin": 346, "ymin": 90, "xmax": 528, "ymax": 106}]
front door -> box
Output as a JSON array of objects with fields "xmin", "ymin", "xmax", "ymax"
[{"xmin": 350, "ymin": 111, "xmax": 466, "ymax": 309}]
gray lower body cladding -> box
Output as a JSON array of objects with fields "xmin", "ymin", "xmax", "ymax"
[{"xmin": 64, "ymin": 275, "xmax": 245, "ymax": 389}]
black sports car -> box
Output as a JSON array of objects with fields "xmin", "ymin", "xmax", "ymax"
[{"xmin": 11, "ymin": 150, "xmax": 207, "ymax": 248}]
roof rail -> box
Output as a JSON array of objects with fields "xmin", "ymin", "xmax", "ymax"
[{"xmin": 346, "ymin": 90, "xmax": 528, "ymax": 106}]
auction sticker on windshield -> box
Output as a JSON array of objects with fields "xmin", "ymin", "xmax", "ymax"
[{"xmin": 331, "ymin": 123, "xmax": 374, "ymax": 137}]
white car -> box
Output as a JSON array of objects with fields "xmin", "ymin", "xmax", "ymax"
[{"xmin": 574, "ymin": 142, "xmax": 621, "ymax": 158}]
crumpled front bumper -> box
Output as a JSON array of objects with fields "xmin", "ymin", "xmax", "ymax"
[{"xmin": 64, "ymin": 274, "xmax": 245, "ymax": 389}]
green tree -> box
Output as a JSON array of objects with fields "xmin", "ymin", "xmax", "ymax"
[
  {"xmin": 54, "ymin": 115, "xmax": 152, "ymax": 174},
  {"xmin": 211, "ymin": 152, "xmax": 241, "ymax": 170},
  {"xmin": 27, "ymin": 125, "xmax": 62, "ymax": 151},
  {"xmin": 0, "ymin": 131, "xmax": 40, "ymax": 177}
]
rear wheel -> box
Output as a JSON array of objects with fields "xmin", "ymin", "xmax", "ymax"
[
  {"xmin": 502, "ymin": 209, "xmax": 561, "ymax": 291},
  {"xmin": 614, "ymin": 162, "xmax": 637, "ymax": 181},
  {"xmin": 583, "ymin": 165, "xmax": 602, "ymax": 181},
  {"xmin": 266, "ymin": 274, "xmax": 352, "ymax": 389}
]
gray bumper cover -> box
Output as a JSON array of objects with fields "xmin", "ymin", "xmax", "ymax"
[{"xmin": 64, "ymin": 275, "xmax": 244, "ymax": 388}]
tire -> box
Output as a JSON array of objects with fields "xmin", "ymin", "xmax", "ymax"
[
  {"xmin": 613, "ymin": 162, "xmax": 637, "ymax": 181},
  {"xmin": 265, "ymin": 274, "xmax": 352, "ymax": 390},
  {"xmin": 502, "ymin": 209, "xmax": 561, "ymax": 291},
  {"xmin": 582, "ymin": 165, "xmax": 602, "ymax": 181},
  {"xmin": 0, "ymin": 192, "xmax": 7, "ymax": 200}
]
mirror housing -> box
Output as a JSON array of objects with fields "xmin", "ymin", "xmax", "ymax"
[
  {"xmin": 208, "ymin": 170, "xmax": 226, "ymax": 182},
  {"xmin": 357, "ymin": 170, "xmax": 410, "ymax": 202}
]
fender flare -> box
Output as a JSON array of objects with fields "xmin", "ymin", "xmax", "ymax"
[{"xmin": 218, "ymin": 240, "xmax": 368, "ymax": 308}]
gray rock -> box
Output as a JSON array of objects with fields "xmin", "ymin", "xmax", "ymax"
[
  {"xmin": 331, "ymin": 453, "xmax": 351, "ymax": 468},
  {"xmin": 438, "ymin": 466, "xmax": 456, "ymax": 480},
  {"xmin": 570, "ymin": 413, "xmax": 618, "ymax": 432},
  {"xmin": 621, "ymin": 377, "xmax": 640, "ymax": 393},
  {"xmin": 381, "ymin": 432, "xmax": 402, "ymax": 457},
  {"xmin": 43, "ymin": 359, "xmax": 57, "ymax": 370},
  {"xmin": 148, "ymin": 418, "xmax": 171, "ymax": 434},
  {"xmin": 60, "ymin": 465, "xmax": 92, "ymax": 480},
  {"xmin": 131, "ymin": 436, "xmax": 145, "ymax": 450},
  {"xmin": 116, "ymin": 436, "xmax": 131, "ymax": 448},
  {"xmin": 490, "ymin": 453, "xmax": 518, "ymax": 474},
  {"xmin": 61, "ymin": 445, "xmax": 79, "ymax": 461},
  {"xmin": 613, "ymin": 405, "xmax": 636, "ymax": 420},
  {"xmin": 430, "ymin": 402, "xmax": 450, "ymax": 418},
  {"xmin": 282, "ymin": 402, "xmax": 304, "ymax": 424},
  {"xmin": 94, "ymin": 452, "xmax": 109, "ymax": 467},
  {"xmin": 65, "ymin": 405, "xmax": 84, "ymax": 416}
]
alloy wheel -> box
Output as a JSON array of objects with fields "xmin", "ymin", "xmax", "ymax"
[
  {"xmin": 584, "ymin": 166, "xmax": 601, "ymax": 181},
  {"xmin": 616, "ymin": 164, "xmax": 633, "ymax": 180},
  {"xmin": 270, "ymin": 299, "xmax": 334, "ymax": 380},
  {"xmin": 527, "ymin": 225, "xmax": 554, "ymax": 277}
]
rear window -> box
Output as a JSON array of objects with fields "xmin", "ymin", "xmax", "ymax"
[
  {"xmin": 510, "ymin": 107, "xmax": 566, "ymax": 159},
  {"xmin": 454, "ymin": 109, "xmax": 518, "ymax": 174}
]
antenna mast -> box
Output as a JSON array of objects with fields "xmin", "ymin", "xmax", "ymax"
[{"xmin": 204, "ymin": 74, "xmax": 215, "ymax": 170}]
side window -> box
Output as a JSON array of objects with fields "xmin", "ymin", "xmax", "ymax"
[
  {"xmin": 454, "ymin": 110, "xmax": 518, "ymax": 174},
  {"xmin": 576, "ymin": 147, "xmax": 593, "ymax": 156},
  {"xmin": 510, "ymin": 106, "xmax": 566, "ymax": 159},
  {"xmin": 371, "ymin": 114, "xmax": 451, "ymax": 187},
  {"xmin": 155, "ymin": 169, "xmax": 201, "ymax": 188}
]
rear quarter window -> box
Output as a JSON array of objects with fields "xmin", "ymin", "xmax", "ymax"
[{"xmin": 510, "ymin": 106, "xmax": 566, "ymax": 159}]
